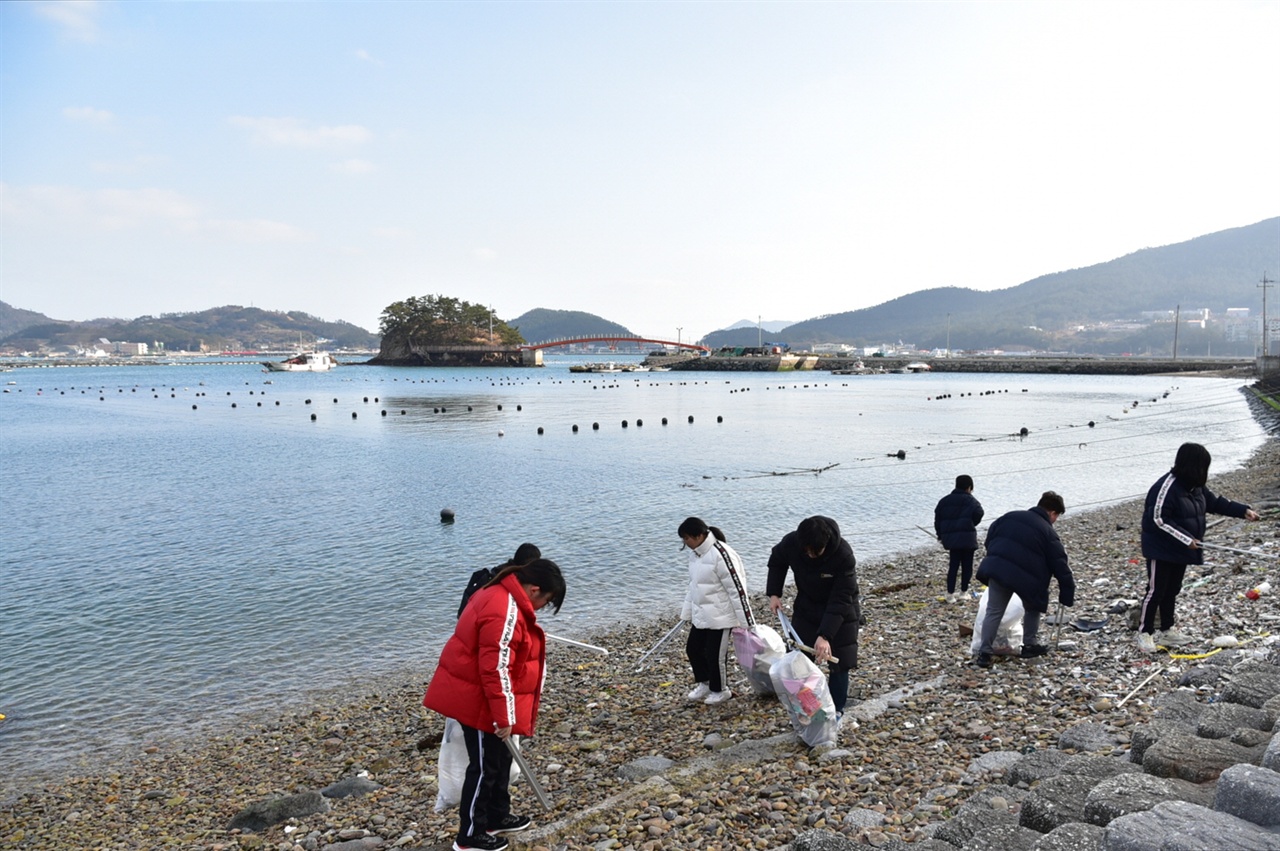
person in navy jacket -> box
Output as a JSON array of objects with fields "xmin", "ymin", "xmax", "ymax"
[
  {"xmin": 1137, "ymin": 442, "xmax": 1259, "ymax": 653},
  {"xmin": 934, "ymin": 475, "xmax": 985, "ymax": 602},
  {"xmin": 424, "ymin": 559, "xmax": 565, "ymax": 851},
  {"xmin": 973, "ymin": 492, "xmax": 1075, "ymax": 668}
]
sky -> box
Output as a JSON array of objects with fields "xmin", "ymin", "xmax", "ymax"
[{"xmin": 2, "ymin": 1, "xmax": 1278, "ymax": 344}]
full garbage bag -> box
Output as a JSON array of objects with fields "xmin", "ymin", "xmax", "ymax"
[
  {"xmin": 732, "ymin": 624, "xmax": 786, "ymax": 696},
  {"xmin": 434, "ymin": 717, "xmax": 521, "ymax": 812},
  {"xmin": 969, "ymin": 588, "xmax": 1025, "ymax": 656},
  {"xmin": 768, "ymin": 649, "xmax": 839, "ymax": 747}
]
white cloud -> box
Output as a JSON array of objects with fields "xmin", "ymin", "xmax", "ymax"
[
  {"xmin": 34, "ymin": 0, "xmax": 102, "ymax": 42},
  {"xmin": 91, "ymin": 155, "xmax": 167, "ymax": 175},
  {"xmin": 330, "ymin": 158, "xmax": 375, "ymax": 175},
  {"xmin": 1, "ymin": 183, "xmax": 308, "ymax": 243},
  {"xmin": 62, "ymin": 106, "xmax": 114, "ymax": 126},
  {"xmin": 355, "ymin": 48, "xmax": 383, "ymax": 66},
  {"xmin": 229, "ymin": 116, "xmax": 373, "ymax": 148}
]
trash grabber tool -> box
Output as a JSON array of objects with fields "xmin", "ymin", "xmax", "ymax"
[
  {"xmin": 1201, "ymin": 542, "xmax": 1274, "ymax": 560},
  {"xmin": 503, "ymin": 736, "xmax": 553, "ymax": 811},
  {"xmin": 1050, "ymin": 603, "xmax": 1065, "ymax": 650},
  {"xmin": 777, "ymin": 610, "xmax": 840, "ymax": 665},
  {"xmin": 545, "ymin": 633, "xmax": 609, "ymax": 655},
  {"xmin": 915, "ymin": 524, "xmax": 939, "ymax": 542},
  {"xmin": 634, "ymin": 620, "xmax": 685, "ymax": 671}
]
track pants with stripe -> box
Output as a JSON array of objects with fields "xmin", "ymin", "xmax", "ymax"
[
  {"xmin": 686, "ymin": 626, "xmax": 730, "ymax": 692},
  {"xmin": 458, "ymin": 723, "xmax": 513, "ymax": 841}
]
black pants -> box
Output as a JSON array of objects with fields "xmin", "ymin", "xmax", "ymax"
[
  {"xmin": 1139, "ymin": 558, "xmax": 1187, "ymax": 634},
  {"xmin": 686, "ymin": 626, "xmax": 730, "ymax": 692},
  {"xmin": 458, "ymin": 723, "xmax": 512, "ymax": 840},
  {"xmin": 946, "ymin": 548, "xmax": 976, "ymax": 593}
]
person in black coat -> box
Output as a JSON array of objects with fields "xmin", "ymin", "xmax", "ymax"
[
  {"xmin": 1136, "ymin": 443, "xmax": 1259, "ymax": 653},
  {"xmin": 973, "ymin": 492, "xmax": 1075, "ymax": 668},
  {"xmin": 934, "ymin": 474, "xmax": 985, "ymax": 602},
  {"xmin": 766, "ymin": 516, "xmax": 860, "ymax": 714}
]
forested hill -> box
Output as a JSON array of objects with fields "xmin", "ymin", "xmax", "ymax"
[
  {"xmin": 707, "ymin": 216, "xmax": 1279, "ymax": 353},
  {"xmin": 0, "ymin": 304, "xmax": 378, "ymax": 352},
  {"xmin": 509, "ymin": 308, "xmax": 636, "ymax": 342}
]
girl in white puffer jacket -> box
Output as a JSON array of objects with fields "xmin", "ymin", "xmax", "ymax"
[{"xmin": 678, "ymin": 516, "xmax": 754, "ymax": 705}]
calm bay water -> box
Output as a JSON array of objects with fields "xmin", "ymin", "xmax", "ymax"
[{"xmin": 0, "ymin": 357, "xmax": 1266, "ymax": 792}]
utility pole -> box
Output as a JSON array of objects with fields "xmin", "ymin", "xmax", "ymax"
[
  {"xmin": 758, "ymin": 315, "xmax": 762, "ymax": 348},
  {"xmin": 677, "ymin": 327, "xmax": 683, "ymax": 349},
  {"xmin": 946, "ymin": 313, "xmax": 951, "ymax": 358},
  {"xmin": 489, "ymin": 305, "xmax": 494, "ymax": 344},
  {"xmin": 1172, "ymin": 305, "xmax": 1180, "ymax": 360},
  {"xmin": 1260, "ymin": 272, "xmax": 1274, "ymax": 365}
]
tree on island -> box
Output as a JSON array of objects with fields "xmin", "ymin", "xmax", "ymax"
[{"xmin": 378, "ymin": 295, "xmax": 524, "ymax": 347}]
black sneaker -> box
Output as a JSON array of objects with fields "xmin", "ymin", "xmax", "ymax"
[
  {"xmin": 487, "ymin": 813, "xmax": 533, "ymax": 834},
  {"xmin": 974, "ymin": 653, "xmax": 993, "ymax": 668},
  {"xmin": 1020, "ymin": 644, "xmax": 1050, "ymax": 659},
  {"xmin": 453, "ymin": 833, "xmax": 508, "ymax": 851}
]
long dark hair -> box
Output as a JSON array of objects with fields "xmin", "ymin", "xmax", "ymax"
[
  {"xmin": 1172, "ymin": 442, "xmax": 1211, "ymax": 489},
  {"xmin": 491, "ymin": 558, "xmax": 566, "ymax": 613},
  {"xmin": 677, "ymin": 516, "xmax": 726, "ymax": 542}
]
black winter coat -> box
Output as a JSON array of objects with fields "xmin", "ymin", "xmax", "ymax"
[
  {"xmin": 1141, "ymin": 471, "xmax": 1250, "ymax": 566},
  {"xmin": 766, "ymin": 516, "xmax": 861, "ymax": 671},
  {"xmin": 975, "ymin": 506, "xmax": 1075, "ymax": 614},
  {"xmin": 934, "ymin": 490, "xmax": 985, "ymax": 551}
]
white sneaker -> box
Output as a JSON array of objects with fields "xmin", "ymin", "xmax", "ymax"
[
  {"xmin": 1157, "ymin": 629, "xmax": 1193, "ymax": 647},
  {"xmin": 704, "ymin": 689, "xmax": 733, "ymax": 705},
  {"xmin": 686, "ymin": 682, "xmax": 711, "ymax": 701},
  {"xmin": 1136, "ymin": 632, "xmax": 1157, "ymax": 654}
]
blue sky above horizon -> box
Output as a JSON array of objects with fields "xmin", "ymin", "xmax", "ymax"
[{"xmin": 2, "ymin": 1, "xmax": 1278, "ymax": 341}]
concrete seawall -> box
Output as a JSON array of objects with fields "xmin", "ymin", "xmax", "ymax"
[{"xmin": 647, "ymin": 354, "xmax": 1256, "ymax": 376}]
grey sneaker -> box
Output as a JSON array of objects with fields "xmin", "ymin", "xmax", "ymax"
[
  {"xmin": 704, "ymin": 689, "xmax": 733, "ymax": 705},
  {"xmin": 1136, "ymin": 632, "xmax": 1157, "ymax": 654},
  {"xmin": 686, "ymin": 682, "xmax": 710, "ymax": 700},
  {"xmin": 1156, "ymin": 629, "xmax": 1193, "ymax": 647}
]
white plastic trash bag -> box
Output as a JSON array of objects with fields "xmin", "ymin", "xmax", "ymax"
[
  {"xmin": 434, "ymin": 717, "xmax": 521, "ymax": 812},
  {"xmin": 969, "ymin": 588, "xmax": 1025, "ymax": 656},
  {"xmin": 732, "ymin": 624, "xmax": 786, "ymax": 696},
  {"xmin": 768, "ymin": 649, "xmax": 838, "ymax": 747}
]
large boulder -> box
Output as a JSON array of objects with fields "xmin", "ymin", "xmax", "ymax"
[
  {"xmin": 1213, "ymin": 763, "xmax": 1280, "ymax": 828},
  {"xmin": 1019, "ymin": 774, "xmax": 1097, "ymax": 833},
  {"xmin": 1221, "ymin": 661, "xmax": 1280, "ymax": 709},
  {"xmin": 1197, "ymin": 703, "xmax": 1274, "ymax": 740},
  {"xmin": 227, "ymin": 790, "xmax": 330, "ymax": 833},
  {"xmin": 1031, "ymin": 822, "xmax": 1105, "ymax": 851},
  {"xmin": 1083, "ymin": 771, "xmax": 1214, "ymax": 826},
  {"xmin": 1102, "ymin": 799, "xmax": 1280, "ymax": 851},
  {"xmin": 1007, "ymin": 750, "xmax": 1072, "ymax": 786},
  {"xmin": 1142, "ymin": 728, "xmax": 1266, "ymax": 783}
]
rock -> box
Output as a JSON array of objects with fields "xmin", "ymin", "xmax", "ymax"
[
  {"xmin": 1101, "ymin": 799, "xmax": 1280, "ymax": 851},
  {"xmin": 932, "ymin": 802, "xmax": 1018, "ymax": 847},
  {"xmin": 1142, "ymin": 728, "xmax": 1267, "ymax": 783},
  {"xmin": 1030, "ymin": 821, "xmax": 1105, "ymax": 851},
  {"xmin": 1060, "ymin": 754, "xmax": 1142, "ymax": 780},
  {"xmin": 616, "ymin": 756, "xmax": 674, "ymax": 781},
  {"xmin": 1222, "ymin": 661, "xmax": 1280, "ymax": 709},
  {"xmin": 790, "ymin": 828, "xmax": 859, "ymax": 851},
  {"xmin": 1152, "ymin": 691, "xmax": 1207, "ymax": 726},
  {"xmin": 966, "ymin": 751, "xmax": 1024, "ymax": 779},
  {"xmin": 1265, "ymin": 732, "xmax": 1280, "ymax": 771},
  {"xmin": 1058, "ymin": 722, "xmax": 1115, "ymax": 753},
  {"xmin": 1197, "ymin": 703, "xmax": 1273, "ymax": 740},
  {"xmin": 1213, "ymin": 763, "xmax": 1280, "ymax": 827},
  {"xmin": 1007, "ymin": 749, "xmax": 1072, "ymax": 786},
  {"xmin": 958, "ymin": 821, "xmax": 1042, "ymax": 850},
  {"xmin": 321, "ymin": 776, "xmax": 383, "ymax": 798},
  {"xmin": 842, "ymin": 808, "xmax": 886, "ymax": 828},
  {"xmin": 1082, "ymin": 771, "xmax": 1213, "ymax": 826},
  {"xmin": 1018, "ymin": 774, "xmax": 1096, "ymax": 832},
  {"xmin": 1177, "ymin": 667, "xmax": 1222, "ymax": 688},
  {"xmin": 320, "ymin": 839, "xmax": 384, "ymax": 851},
  {"xmin": 227, "ymin": 791, "xmax": 330, "ymax": 833},
  {"xmin": 1129, "ymin": 720, "xmax": 1200, "ymax": 765}
]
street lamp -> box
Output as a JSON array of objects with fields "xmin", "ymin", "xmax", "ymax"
[
  {"xmin": 677, "ymin": 327, "xmax": 683, "ymax": 348},
  {"xmin": 946, "ymin": 313, "xmax": 951, "ymax": 358}
]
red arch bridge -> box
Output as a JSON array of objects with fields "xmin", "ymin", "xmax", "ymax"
[{"xmin": 520, "ymin": 336, "xmax": 709, "ymax": 353}]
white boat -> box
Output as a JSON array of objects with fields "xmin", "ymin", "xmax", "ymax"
[
  {"xmin": 262, "ymin": 351, "xmax": 338, "ymax": 372},
  {"xmin": 569, "ymin": 362, "xmax": 622, "ymax": 374},
  {"xmin": 905, "ymin": 361, "xmax": 932, "ymax": 373}
]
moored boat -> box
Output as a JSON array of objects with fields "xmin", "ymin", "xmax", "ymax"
[{"xmin": 262, "ymin": 351, "xmax": 338, "ymax": 372}]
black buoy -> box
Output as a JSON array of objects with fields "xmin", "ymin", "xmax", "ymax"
[
  {"xmin": 716, "ymin": 415, "xmax": 723, "ymax": 423},
  {"xmin": 381, "ymin": 410, "xmax": 387, "ymax": 416},
  {"xmin": 636, "ymin": 419, "xmax": 643, "ymax": 427},
  {"xmin": 688, "ymin": 415, "xmax": 694, "ymax": 423},
  {"xmin": 441, "ymin": 508, "xmax": 455, "ymax": 524},
  {"xmin": 537, "ymin": 426, "xmax": 544, "ymax": 435},
  {"xmin": 662, "ymin": 417, "xmax": 668, "ymax": 425},
  {"xmin": 1088, "ymin": 421, "xmax": 1096, "ymax": 428},
  {"xmin": 622, "ymin": 420, "xmax": 628, "ymax": 428},
  {"xmin": 352, "ymin": 412, "xmax": 358, "ymax": 418},
  {"xmin": 592, "ymin": 422, "xmax": 600, "ymax": 430},
  {"xmin": 517, "ymin": 404, "xmax": 522, "ymax": 411},
  {"xmin": 1019, "ymin": 426, "xmax": 1029, "ymax": 436},
  {"xmin": 572, "ymin": 424, "xmax": 579, "ymax": 432},
  {"xmin": 896, "ymin": 449, "xmax": 906, "ymax": 460},
  {"xmin": 497, "ymin": 404, "xmax": 503, "ymax": 410},
  {"xmin": 310, "ymin": 413, "xmax": 316, "ymax": 420}
]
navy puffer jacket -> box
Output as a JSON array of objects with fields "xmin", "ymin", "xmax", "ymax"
[
  {"xmin": 934, "ymin": 490, "xmax": 985, "ymax": 550},
  {"xmin": 1141, "ymin": 471, "xmax": 1250, "ymax": 566},
  {"xmin": 766, "ymin": 516, "xmax": 861, "ymax": 671},
  {"xmin": 975, "ymin": 506, "xmax": 1074, "ymax": 614}
]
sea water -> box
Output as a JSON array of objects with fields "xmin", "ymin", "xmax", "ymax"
[{"xmin": 0, "ymin": 358, "xmax": 1266, "ymax": 793}]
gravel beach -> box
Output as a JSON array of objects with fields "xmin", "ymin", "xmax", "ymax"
[{"xmin": 3, "ymin": 431, "xmax": 1277, "ymax": 851}]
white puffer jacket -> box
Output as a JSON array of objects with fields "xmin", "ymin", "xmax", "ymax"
[{"xmin": 680, "ymin": 535, "xmax": 754, "ymax": 630}]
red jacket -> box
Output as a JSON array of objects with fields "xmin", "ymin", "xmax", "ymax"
[{"xmin": 423, "ymin": 573, "xmax": 547, "ymax": 736}]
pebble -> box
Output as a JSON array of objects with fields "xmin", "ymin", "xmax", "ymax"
[{"xmin": 1, "ymin": 439, "xmax": 1275, "ymax": 850}]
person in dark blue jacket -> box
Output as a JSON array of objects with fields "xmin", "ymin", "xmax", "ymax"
[
  {"xmin": 766, "ymin": 516, "xmax": 860, "ymax": 716},
  {"xmin": 973, "ymin": 492, "xmax": 1075, "ymax": 668},
  {"xmin": 934, "ymin": 475, "xmax": 985, "ymax": 602},
  {"xmin": 1136, "ymin": 443, "xmax": 1259, "ymax": 653}
]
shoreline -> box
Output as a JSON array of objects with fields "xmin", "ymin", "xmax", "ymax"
[{"xmin": 2, "ymin": 433, "xmax": 1275, "ymax": 848}]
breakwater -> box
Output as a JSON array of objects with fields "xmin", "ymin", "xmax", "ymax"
[{"xmin": 646, "ymin": 353, "xmax": 1256, "ymax": 376}]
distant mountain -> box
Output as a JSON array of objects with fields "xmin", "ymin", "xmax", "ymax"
[
  {"xmin": 773, "ymin": 217, "xmax": 1280, "ymax": 355},
  {"xmin": 0, "ymin": 302, "xmax": 53, "ymax": 340},
  {"xmin": 0, "ymin": 304, "xmax": 378, "ymax": 352},
  {"xmin": 508, "ymin": 308, "xmax": 636, "ymax": 342},
  {"xmin": 725, "ymin": 318, "xmax": 794, "ymax": 333}
]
